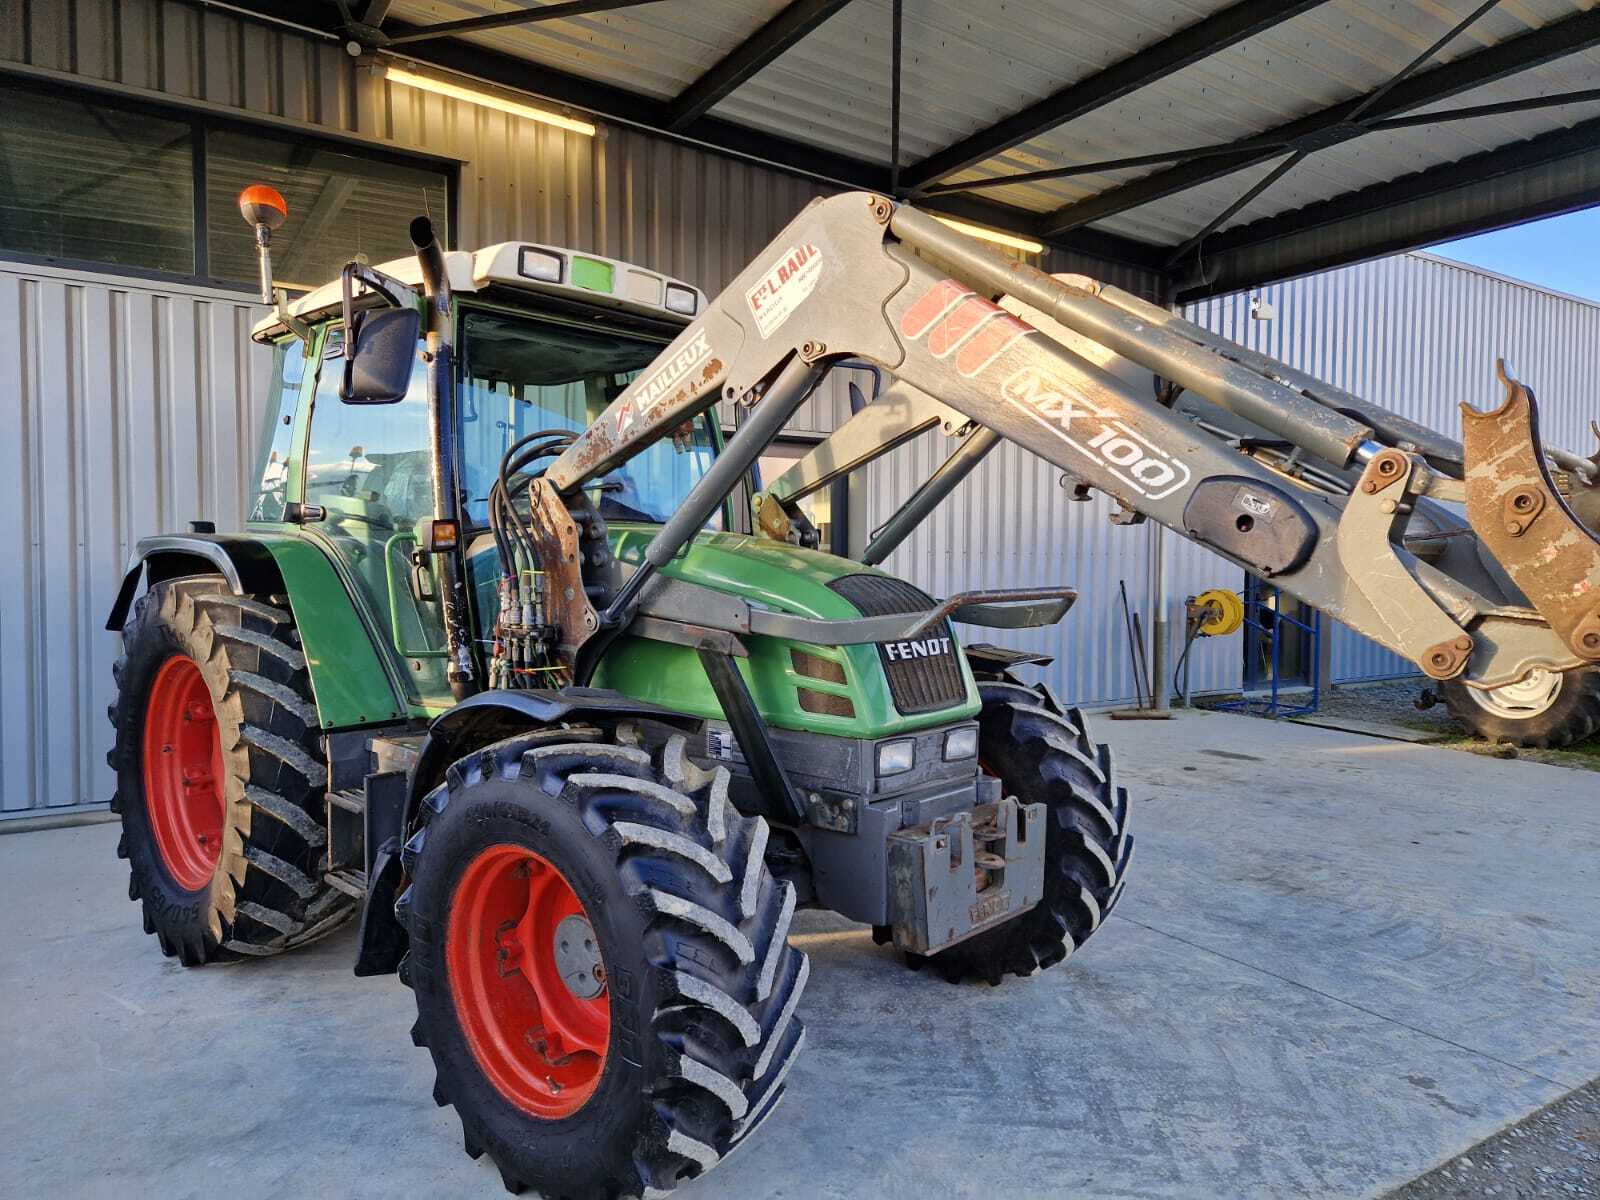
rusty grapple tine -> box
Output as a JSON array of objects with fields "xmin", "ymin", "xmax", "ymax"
[{"xmin": 1461, "ymin": 361, "xmax": 1600, "ymax": 662}]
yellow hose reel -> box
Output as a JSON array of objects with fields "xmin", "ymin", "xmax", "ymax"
[{"xmin": 1192, "ymin": 587, "xmax": 1245, "ymax": 637}]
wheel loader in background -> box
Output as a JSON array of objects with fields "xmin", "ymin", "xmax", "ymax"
[{"xmin": 105, "ymin": 184, "xmax": 1598, "ymax": 1199}]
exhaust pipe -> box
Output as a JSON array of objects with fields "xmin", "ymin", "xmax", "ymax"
[{"xmin": 410, "ymin": 216, "xmax": 452, "ymax": 328}]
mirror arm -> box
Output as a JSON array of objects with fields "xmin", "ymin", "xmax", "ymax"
[
  {"xmin": 339, "ymin": 261, "xmax": 423, "ymax": 374},
  {"xmin": 272, "ymin": 287, "xmax": 313, "ymax": 346},
  {"xmin": 339, "ymin": 262, "xmax": 422, "ymax": 341}
]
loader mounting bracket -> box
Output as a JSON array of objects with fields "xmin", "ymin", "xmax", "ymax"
[
  {"xmin": 527, "ymin": 478, "xmax": 610, "ymax": 668},
  {"xmin": 1462, "ymin": 365, "xmax": 1600, "ymax": 662},
  {"xmin": 1337, "ymin": 449, "xmax": 1474, "ymax": 680}
]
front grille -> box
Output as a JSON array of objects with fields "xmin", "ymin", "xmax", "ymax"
[{"xmin": 827, "ymin": 574, "xmax": 966, "ymax": 715}]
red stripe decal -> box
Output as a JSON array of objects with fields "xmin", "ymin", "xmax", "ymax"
[
  {"xmin": 898, "ymin": 278, "xmax": 972, "ymax": 340},
  {"xmin": 955, "ymin": 313, "xmax": 1032, "ymax": 376},
  {"xmin": 928, "ymin": 296, "xmax": 1002, "ymax": 357}
]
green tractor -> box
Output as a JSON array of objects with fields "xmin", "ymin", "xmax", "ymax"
[{"xmin": 106, "ymin": 186, "xmax": 1132, "ymax": 1196}]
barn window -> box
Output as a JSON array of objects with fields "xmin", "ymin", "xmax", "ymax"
[
  {"xmin": 0, "ymin": 80, "xmax": 453, "ymax": 291},
  {"xmin": 0, "ymin": 84, "xmax": 196, "ymax": 275}
]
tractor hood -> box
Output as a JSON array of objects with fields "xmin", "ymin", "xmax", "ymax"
[
  {"xmin": 609, "ymin": 527, "xmax": 891, "ymax": 622},
  {"xmin": 597, "ymin": 526, "xmax": 979, "ymax": 737}
]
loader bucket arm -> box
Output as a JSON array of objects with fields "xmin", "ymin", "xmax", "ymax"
[{"xmin": 544, "ymin": 192, "xmax": 1593, "ymax": 689}]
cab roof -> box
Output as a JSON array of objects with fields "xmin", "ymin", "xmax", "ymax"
[{"xmin": 250, "ymin": 242, "xmax": 706, "ymax": 342}]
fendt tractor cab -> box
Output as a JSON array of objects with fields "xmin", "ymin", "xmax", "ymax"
[{"xmin": 105, "ymin": 186, "xmax": 1131, "ymax": 1197}]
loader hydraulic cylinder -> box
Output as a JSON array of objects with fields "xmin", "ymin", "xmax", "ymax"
[
  {"xmin": 863, "ymin": 425, "xmax": 1001, "ymax": 566},
  {"xmin": 602, "ymin": 355, "xmax": 825, "ymax": 622},
  {"xmin": 888, "ymin": 206, "xmax": 1376, "ymax": 470}
]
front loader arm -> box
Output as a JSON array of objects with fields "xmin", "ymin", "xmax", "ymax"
[
  {"xmin": 545, "ymin": 193, "xmax": 909, "ymax": 494},
  {"xmin": 543, "ymin": 191, "xmax": 1588, "ymax": 689}
]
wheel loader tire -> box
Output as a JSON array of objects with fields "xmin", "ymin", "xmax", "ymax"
[
  {"xmin": 1440, "ymin": 667, "xmax": 1600, "ymax": 749},
  {"xmin": 907, "ymin": 679, "xmax": 1134, "ymax": 986},
  {"xmin": 107, "ymin": 575, "xmax": 354, "ymax": 964},
  {"xmin": 396, "ymin": 731, "xmax": 808, "ymax": 1199}
]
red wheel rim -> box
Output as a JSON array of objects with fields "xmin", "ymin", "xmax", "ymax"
[
  {"xmin": 141, "ymin": 655, "xmax": 225, "ymax": 892},
  {"xmin": 446, "ymin": 844, "xmax": 610, "ymax": 1119}
]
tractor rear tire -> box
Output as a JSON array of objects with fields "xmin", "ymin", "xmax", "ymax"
[
  {"xmin": 907, "ymin": 679, "xmax": 1134, "ymax": 985},
  {"xmin": 1440, "ymin": 666, "xmax": 1600, "ymax": 749},
  {"xmin": 108, "ymin": 576, "xmax": 354, "ymax": 964},
  {"xmin": 396, "ymin": 731, "xmax": 808, "ymax": 1199}
]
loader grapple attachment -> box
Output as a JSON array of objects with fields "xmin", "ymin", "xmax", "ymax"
[
  {"xmin": 1463, "ymin": 366, "xmax": 1600, "ymax": 663},
  {"xmin": 886, "ymin": 795, "xmax": 1045, "ymax": 955}
]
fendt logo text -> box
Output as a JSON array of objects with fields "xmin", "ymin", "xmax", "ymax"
[
  {"xmin": 899, "ymin": 279, "xmax": 1191, "ymax": 501},
  {"xmin": 882, "ymin": 635, "xmax": 953, "ymax": 662}
]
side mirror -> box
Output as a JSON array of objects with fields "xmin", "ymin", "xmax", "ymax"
[{"xmin": 340, "ymin": 307, "xmax": 420, "ymax": 404}]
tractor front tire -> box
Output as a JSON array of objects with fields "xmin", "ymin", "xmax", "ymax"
[
  {"xmin": 1440, "ymin": 666, "xmax": 1600, "ymax": 749},
  {"xmin": 108, "ymin": 576, "xmax": 353, "ymax": 963},
  {"xmin": 397, "ymin": 731, "xmax": 808, "ymax": 1198},
  {"xmin": 908, "ymin": 680, "xmax": 1134, "ymax": 985}
]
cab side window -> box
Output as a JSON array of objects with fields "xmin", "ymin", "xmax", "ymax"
[
  {"xmin": 248, "ymin": 338, "xmax": 307, "ymax": 523},
  {"xmin": 303, "ymin": 328, "xmax": 450, "ymax": 705}
]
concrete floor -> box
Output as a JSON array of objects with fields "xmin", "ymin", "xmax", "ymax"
[{"xmin": 2, "ymin": 710, "xmax": 1596, "ymax": 1200}]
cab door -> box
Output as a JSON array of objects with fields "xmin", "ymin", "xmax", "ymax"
[{"xmin": 299, "ymin": 326, "xmax": 454, "ymax": 709}]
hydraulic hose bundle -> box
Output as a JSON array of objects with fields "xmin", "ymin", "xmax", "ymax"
[{"xmin": 486, "ymin": 429, "xmax": 577, "ymax": 688}]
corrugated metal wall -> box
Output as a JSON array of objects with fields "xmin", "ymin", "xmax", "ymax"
[
  {"xmin": 5, "ymin": 0, "xmax": 1598, "ymax": 815},
  {"xmin": 1186, "ymin": 252, "xmax": 1600, "ymax": 683},
  {"xmin": 0, "ymin": 263, "xmax": 274, "ymax": 815},
  {"xmin": 0, "ymin": 0, "xmax": 1157, "ymax": 815}
]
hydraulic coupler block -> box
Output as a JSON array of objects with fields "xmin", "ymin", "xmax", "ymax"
[{"xmin": 886, "ymin": 795, "xmax": 1045, "ymax": 956}]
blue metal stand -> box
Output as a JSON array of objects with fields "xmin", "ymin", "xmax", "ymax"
[{"xmin": 1215, "ymin": 585, "xmax": 1322, "ymax": 718}]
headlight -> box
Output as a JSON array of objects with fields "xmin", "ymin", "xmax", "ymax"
[
  {"xmin": 876, "ymin": 739, "xmax": 915, "ymax": 777},
  {"xmin": 519, "ymin": 247, "xmax": 563, "ymax": 282},
  {"xmin": 943, "ymin": 726, "xmax": 978, "ymax": 761},
  {"xmin": 664, "ymin": 282, "xmax": 699, "ymax": 315}
]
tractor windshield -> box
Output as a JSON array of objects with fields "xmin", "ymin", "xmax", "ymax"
[{"xmin": 458, "ymin": 308, "xmax": 719, "ymax": 527}]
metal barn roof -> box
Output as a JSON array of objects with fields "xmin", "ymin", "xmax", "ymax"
[{"xmin": 249, "ymin": 1, "xmax": 1600, "ymax": 296}]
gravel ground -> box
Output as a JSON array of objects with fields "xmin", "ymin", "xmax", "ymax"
[
  {"xmin": 1303, "ymin": 678, "xmax": 1456, "ymax": 734},
  {"xmin": 1382, "ymin": 1079, "xmax": 1600, "ymax": 1199},
  {"xmin": 1205, "ymin": 677, "xmax": 1600, "ymax": 773}
]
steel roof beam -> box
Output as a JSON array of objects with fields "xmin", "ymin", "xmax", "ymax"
[
  {"xmin": 900, "ymin": 0, "xmax": 1333, "ymax": 192},
  {"xmin": 665, "ymin": 0, "xmax": 858, "ymax": 131},
  {"xmin": 1195, "ymin": 114, "xmax": 1600, "ymax": 281},
  {"xmin": 386, "ymin": 0, "xmax": 667, "ymax": 47},
  {"xmin": 200, "ymin": 1, "xmax": 1167, "ymax": 269},
  {"xmin": 1371, "ymin": 87, "xmax": 1600, "ymax": 131},
  {"xmin": 1163, "ymin": 0, "xmax": 1504, "ymax": 268},
  {"xmin": 1039, "ymin": 7, "xmax": 1600, "ymax": 238},
  {"xmin": 924, "ymin": 83, "xmax": 1600, "ymax": 196}
]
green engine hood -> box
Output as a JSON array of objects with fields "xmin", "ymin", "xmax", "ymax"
[
  {"xmin": 609, "ymin": 527, "xmax": 878, "ymax": 620},
  {"xmin": 595, "ymin": 526, "xmax": 980, "ymax": 738}
]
